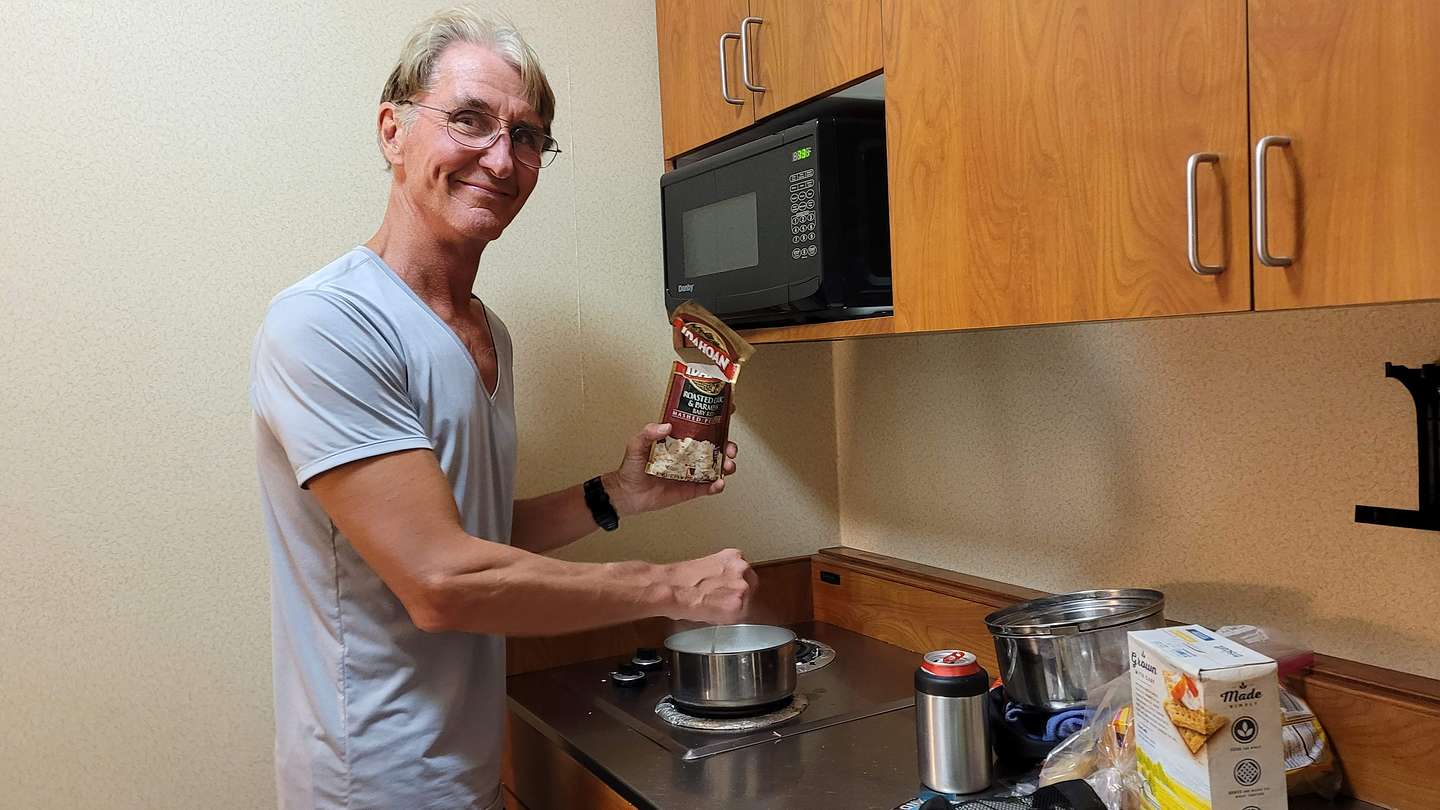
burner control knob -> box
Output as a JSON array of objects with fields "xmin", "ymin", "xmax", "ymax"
[
  {"xmin": 609, "ymin": 663, "xmax": 646, "ymax": 687},
  {"xmin": 632, "ymin": 647, "xmax": 663, "ymax": 671}
]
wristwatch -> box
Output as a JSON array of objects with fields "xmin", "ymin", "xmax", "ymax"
[{"xmin": 583, "ymin": 476, "xmax": 620, "ymax": 532}]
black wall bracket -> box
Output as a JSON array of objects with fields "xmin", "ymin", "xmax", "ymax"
[{"xmin": 1355, "ymin": 363, "xmax": 1440, "ymax": 532}]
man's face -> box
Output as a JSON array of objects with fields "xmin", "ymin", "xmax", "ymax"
[{"xmin": 388, "ymin": 43, "xmax": 543, "ymax": 246}]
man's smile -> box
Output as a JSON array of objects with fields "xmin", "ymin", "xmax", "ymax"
[{"xmin": 454, "ymin": 178, "xmax": 514, "ymax": 198}]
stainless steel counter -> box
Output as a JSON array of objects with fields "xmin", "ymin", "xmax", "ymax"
[{"xmin": 506, "ymin": 621, "xmax": 1379, "ymax": 810}]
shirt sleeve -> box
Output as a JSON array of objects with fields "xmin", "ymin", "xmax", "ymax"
[{"xmin": 250, "ymin": 291, "xmax": 433, "ymax": 487}]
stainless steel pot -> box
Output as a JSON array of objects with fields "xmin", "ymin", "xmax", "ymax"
[
  {"xmin": 665, "ymin": 624, "xmax": 797, "ymax": 715},
  {"xmin": 984, "ymin": 589, "xmax": 1165, "ymax": 711}
]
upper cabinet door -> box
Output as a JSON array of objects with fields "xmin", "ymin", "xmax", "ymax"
[
  {"xmin": 656, "ymin": 0, "xmax": 755, "ymax": 159},
  {"xmin": 746, "ymin": 0, "xmax": 883, "ymax": 118},
  {"xmin": 1249, "ymin": 1, "xmax": 1440, "ymax": 310},
  {"xmin": 884, "ymin": 0, "xmax": 1250, "ymax": 332}
]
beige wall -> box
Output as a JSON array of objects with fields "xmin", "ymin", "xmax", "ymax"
[
  {"xmin": 0, "ymin": 2, "xmax": 835, "ymax": 808},
  {"xmin": 835, "ymin": 302, "xmax": 1440, "ymax": 677}
]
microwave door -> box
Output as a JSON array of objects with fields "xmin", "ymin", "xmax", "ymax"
[{"xmin": 661, "ymin": 127, "xmax": 819, "ymax": 321}]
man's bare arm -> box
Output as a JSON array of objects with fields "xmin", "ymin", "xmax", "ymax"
[{"xmin": 309, "ymin": 448, "xmax": 754, "ymax": 636}]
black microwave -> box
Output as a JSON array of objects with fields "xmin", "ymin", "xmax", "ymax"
[{"xmin": 661, "ymin": 99, "xmax": 890, "ymax": 328}]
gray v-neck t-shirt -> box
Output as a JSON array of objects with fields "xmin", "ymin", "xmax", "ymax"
[{"xmin": 250, "ymin": 246, "xmax": 516, "ymax": 810}]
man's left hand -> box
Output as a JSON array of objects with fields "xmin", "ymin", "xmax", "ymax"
[{"xmin": 602, "ymin": 423, "xmax": 738, "ymax": 516}]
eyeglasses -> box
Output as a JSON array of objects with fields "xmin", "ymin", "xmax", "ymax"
[{"xmin": 397, "ymin": 101, "xmax": 562, "ymax": 169}]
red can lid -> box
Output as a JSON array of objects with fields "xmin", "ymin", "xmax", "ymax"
[{"xmin": 921, "ymin": 649, "xmax": 979, "ymax": 677}]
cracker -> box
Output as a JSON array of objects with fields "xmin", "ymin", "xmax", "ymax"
[
  {"xmin": 1177, "ymin": 725, "xmax": 1212, "ymax": 754},
  {"xmin": 1165, "ymin": 700, "xmax": 1226, "ymax": 735}
]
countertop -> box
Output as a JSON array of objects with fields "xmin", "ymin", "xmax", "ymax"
[{"xmin": 506, "ymin": 622, "xmax": 1380, "ymax": 810}]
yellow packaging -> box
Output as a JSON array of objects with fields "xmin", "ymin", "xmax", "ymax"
[{"xmin": 1128, "ymin": 626, "xmax": 1287, "ymax": 810}]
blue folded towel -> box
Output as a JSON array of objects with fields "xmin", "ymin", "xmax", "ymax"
[{"xmin": 1044, "ymin": 708, "xmax": 1090, "ymax": 741}]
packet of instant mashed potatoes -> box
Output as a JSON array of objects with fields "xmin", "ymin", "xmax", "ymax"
[{"xmin": 645, "ymin": 301, "xmax": 756, "ymax": 483}]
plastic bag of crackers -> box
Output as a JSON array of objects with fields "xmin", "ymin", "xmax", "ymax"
[{"xmin": 644, "ymin": 301, "xmax": 755, "ymax": 484}]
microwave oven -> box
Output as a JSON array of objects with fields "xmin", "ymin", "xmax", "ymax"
[{"xmin": 660, "ymin": 99, "xmax": 890, "ymax": 328}]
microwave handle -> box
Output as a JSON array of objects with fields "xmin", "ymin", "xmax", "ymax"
[
  {"xmin": 740, "ymin": 17, "xmax": 768, "ymax": 93},
  {"xmin": 719, "ymin": 32, "xmax": 744, "ymax": 106}
]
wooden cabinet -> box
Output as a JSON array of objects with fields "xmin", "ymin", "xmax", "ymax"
[
  {"xmin": 655, "ymin": 0, "xmax": 881, "ymax": 159},
  {"xmin": 883, "ymin": 0, "xmax": 1251, "ymax": 333},
  {"xmin": 1248, "ymin": 0, "xmax": 1440, "ymax": 310},
  {"xmin": 747, "ymin": 0, "xmax": 883, "ymax": 117},
  {"xmin": 503, "ymin": 711, "xmax": 635, "ymax": 809},
  {"xmin": 655, "ymin": 0, "xmax": 754, "ymax": 159},
  {"xmin": 653, "ymin": 0, "xmax": 1440, "ymax": 344}
]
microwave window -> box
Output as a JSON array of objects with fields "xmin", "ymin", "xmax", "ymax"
[{"xmin": 682, "ymin": 193, "xmax": 759, "ymax": 278}]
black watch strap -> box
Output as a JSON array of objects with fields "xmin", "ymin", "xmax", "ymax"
[{"xmin": 583, "ymin": 476, "xmax": 620, "ymax": 532}]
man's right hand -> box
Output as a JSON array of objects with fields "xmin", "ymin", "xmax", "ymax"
[{"xmin": 663, "ymin": 548, "xmax": 758, "ymax": 624}]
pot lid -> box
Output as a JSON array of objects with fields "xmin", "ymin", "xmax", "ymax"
[{"xmin": 984, "ymin": 589, "xmax": 1164, "ymax": 637}]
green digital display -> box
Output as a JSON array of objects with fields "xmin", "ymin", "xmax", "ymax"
[{"xmin": 791, "ymin": 146, "xmax": 813, "ymax": 162}]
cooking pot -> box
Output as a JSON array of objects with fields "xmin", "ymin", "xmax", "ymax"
[
  {"xmin": 984, "ymin": 589, "xmax": 1165, "ymax": 711},
  {"xmin": 664, "ymin": 624, "xmax": 797, "ymax": 715}
]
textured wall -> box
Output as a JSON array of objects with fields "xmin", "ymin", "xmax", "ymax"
[
  {"xmin": 834, "ymin": 302, "xmax": 1440, "ymax": 677},
  {"xmin": 0, "ymin": 2, "xmax": 836, "ymax": 808}
]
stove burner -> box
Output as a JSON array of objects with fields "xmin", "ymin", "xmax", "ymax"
[
  {"xmin": 794, "ymin": 638, "xmax": 836, "ymax": 673},
  {"xmin": 655, "ymin": 693, "xmax": 810, "ymax": 732}
]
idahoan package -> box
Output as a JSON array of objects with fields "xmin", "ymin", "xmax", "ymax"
[{"xmin": 645, "ymin": 301, "xmax": 755, "ymax": 483}]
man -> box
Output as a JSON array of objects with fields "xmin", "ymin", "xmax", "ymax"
[{"xmin": 250, "ymin": 8, "xmax": 756, "ymax": 809}]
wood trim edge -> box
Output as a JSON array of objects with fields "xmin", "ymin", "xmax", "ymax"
[{"xmin": 814, "ymin": 546, "xmax": 1049, "ymax": 607}]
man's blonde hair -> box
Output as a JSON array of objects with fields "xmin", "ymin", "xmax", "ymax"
[{"xmin": 380, "ymin": 6, "xmax": 556, "ymax": 164}]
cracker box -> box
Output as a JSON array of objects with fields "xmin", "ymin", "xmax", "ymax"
[{"xmin": 1128, "ymin": 625, "xmax": 1287, "ymax": 810}]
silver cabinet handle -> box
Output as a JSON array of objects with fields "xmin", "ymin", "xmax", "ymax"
[
  {"xmin": 1253, "ymin": 135, "xmax": 1293, "ymax": 267},
  {"xmin": 718, "ymin": 32, "xmax": 743, "ymax": 105},
  {"xmin": 740, "ymin": 16, "xmax": 767, "ymax": 93},
  {"xmin": 1186, "ymin": 153, "xmax": 1224, "ymax": 275}
]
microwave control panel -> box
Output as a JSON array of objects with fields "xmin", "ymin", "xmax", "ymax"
[{"xmin": 786, "ymin": 142, "xmax": 819, "ymax": 263}]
